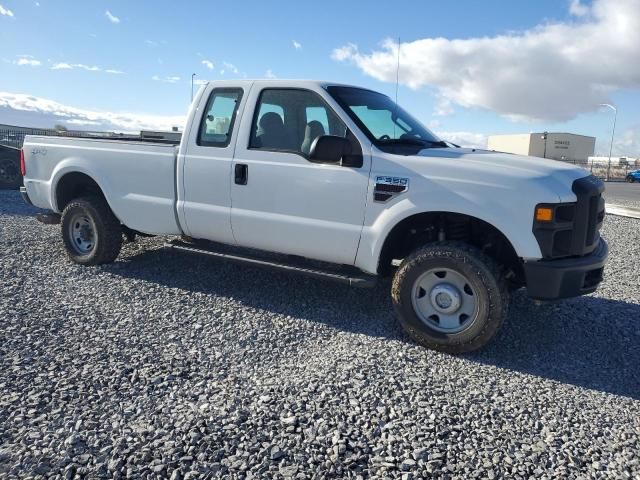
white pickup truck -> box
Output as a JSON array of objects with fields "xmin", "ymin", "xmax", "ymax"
[{"xmin": 20, "ymin": 80, "xmax": 607, "ymax": 353}]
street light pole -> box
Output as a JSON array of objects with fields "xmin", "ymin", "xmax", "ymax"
[
  {"xmin": 599, "ymin": 103, "xmax": 617, "ymax": 181},
  {"xmin": 191, "ymin": 73, "xmax": 197, "ymax": 102},
  {"xmin": 542, "ymin": 131, "xmax": 548, "ymax": 158}
]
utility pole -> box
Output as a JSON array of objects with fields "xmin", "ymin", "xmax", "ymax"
[
  {"xmin": 599, "ymin": 103, "xmax": 617, "ymax": 181},
  {"xmin": 191, "ymin": 73, "xmax": 197, "ymax": 102},
  {"xmin": 542, "ymin": 131, "xmax": 548, "ymax": 158}
]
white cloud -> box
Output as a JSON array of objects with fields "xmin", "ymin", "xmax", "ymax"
[
  {"xmin": 436, "ymin": 131, "xmax": 487, "ymax": 149},
  {"xmin": 293, "ymin": 40, "xmax": 302, "ymax": 50},
  {"xmin": 606, "ymin": 125, "xmax": 640, "ymax": 156},
  {"xmin": 331, "ymin": 43, "xmax": 358, "ymax": 62},
  {"xmin": 220, "ymin": 61, "xmax": 238, "ymax": 75},
  {"xmin": 0, "ymin": 89, "xmax": 489, "ymax": 145},
  {"xmin": 51, "ymin": 62, "xmax": 122, "ymax": 74},
  {"xmin": 15, "ymin": 56, "xmax": 41, "ymax": 67},
  {"xmin": 201, "ymin": 60, "xmax": 214, "ymax": 70},
  {"xmin": 0, "ymin": 3, "xmax": 13, "ymax": 16},
  {"xmin": 433, "ymin": 97, "xmax": 453, "ymax": 117},
  {"xmin": 569, "ymin": 0, "xmax": 590, "ymax": 16},
  {"xmin": 0, "ymin": 91, "xmax": 185, "ymax": 133},
  {"xmin": 331, "ymin": 0, "xmax": 640, "ymax": 123},
  {"xmin": 152, "ymin": 75, "xmax": 181, "ymax": 83},
  {"xmin": 51, "ymin": 63, "xmax": 72, "ymax": 70},
  {"xmin": 265, "ymin": 69, "xmax": 276, "ymax": 79},
  {"xmin": 105, "ymin": 10, "xmax": 120, "ymax": 24}
]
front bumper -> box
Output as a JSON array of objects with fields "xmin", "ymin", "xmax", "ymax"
[
  {"xmin": 524, "ymin": 238, "xmax": 608, "ymax": 300},
  {"xmin": 20, "ymin": 186, "xmax": 34, "ymax": 206}
]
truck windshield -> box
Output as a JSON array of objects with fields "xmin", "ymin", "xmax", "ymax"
[{"xmin": 327, "ymin": 86, "xmax": 446, "ymax": 152}]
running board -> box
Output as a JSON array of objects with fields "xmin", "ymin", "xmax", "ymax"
[{"xmin": 164, "ymin": 240, "xmax": 377, "ymax": 288}]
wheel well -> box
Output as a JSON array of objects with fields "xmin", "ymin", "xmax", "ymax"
[
  {"xmin": 55, "ymin": 172, "xmax": 106, "ymax": 212},
  {"xmin": 378, "ymin": 212, "xmax": 524, "ymax": 283}
]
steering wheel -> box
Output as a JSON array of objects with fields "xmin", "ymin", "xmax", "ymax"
[{"xmin": 379, "ymin": 134, "xmax": 392, "ymax": 141}]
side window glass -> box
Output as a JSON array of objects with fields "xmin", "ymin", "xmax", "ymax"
[
  {"xmin": 250, "ymin": 89, "xmax": 347, "ymax": 157},
  {"xmin": 198, "ymin": 89, "xmax": 243, "ymax": 147}
]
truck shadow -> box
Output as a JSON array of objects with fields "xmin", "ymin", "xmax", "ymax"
[
  {"xmin": 106, "ymin": 246, "xmax": 640, "ymax": 400},
  {"xmin": 0, "ymin": 190, "xmax": 43, "ymax": 217}
]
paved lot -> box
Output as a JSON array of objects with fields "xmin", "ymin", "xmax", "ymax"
[
  {"xmin": 604, "ymin": 181, "xmax": 640, "ymax": 206},
  {"xmin": 1, "ymin": 190, "xmax": 639, "ymax": 479}
]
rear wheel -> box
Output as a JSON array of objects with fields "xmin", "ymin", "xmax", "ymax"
[
  {"xmin": 627, "ymin": 176, "xmax": 636, "ymax": 183},
  {"xmin": 391, "ymin": 242, "xmax": 509, "ymax": 353},
  {"xmin": 60, "ymin": 196, "xmax": 122, "ymax": 265}
]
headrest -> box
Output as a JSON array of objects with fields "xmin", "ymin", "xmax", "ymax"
[
  {"xmin": 305, "ymin": 120, "xmax": 325, "ymax": 137},
  {"xmin": 259, "ymin": 112, "xmax": 284, "ymax": 131}
]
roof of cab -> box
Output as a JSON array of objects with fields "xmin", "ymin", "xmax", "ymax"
[{"xmin": 201, "ymin": 79, "xmax": 376, "ymax": 91}]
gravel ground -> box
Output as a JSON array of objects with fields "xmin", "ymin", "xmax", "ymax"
[{"xmin": 1, "ymin": 189, "xmax": 639, "ymax": 479}]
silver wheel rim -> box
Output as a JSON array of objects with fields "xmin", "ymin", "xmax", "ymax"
[
  {"xmin": 411, "ymin": 267, "xmax": 478, "ymax": 333},
  {"xmin": 68, "ymin": 214, "xmax": 96, "ymax": 254}
]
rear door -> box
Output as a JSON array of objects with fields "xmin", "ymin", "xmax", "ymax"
[
  {"xmin": 230, "ymin": 84, "xmax": 371, "ymax": 265},
  {"xmin": 178, "ymin": 83, "xmax": 249, "ymax": 243}
]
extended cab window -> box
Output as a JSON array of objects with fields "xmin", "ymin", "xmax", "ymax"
[
  {"xmin": 249, "ymin": 89, "xmax": 347, "ymax": 157},
  {"xmin": 198, "ymin": 89, "xmax": 243, "ymax": 147}
]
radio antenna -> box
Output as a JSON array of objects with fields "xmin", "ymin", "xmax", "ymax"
[
  {"xmin": 394, "ymin": 36, "xmax": 401, "ymax": 106},
  {"xmin": 393, "ymin": 37, "xmax": 401, "ymax": 140}
]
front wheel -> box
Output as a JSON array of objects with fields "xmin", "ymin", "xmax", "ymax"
[
  {"xmin": 627, "ymin": 176, "xmax": 636, "ymax": 183},
  {"xmin": 391, "ymin": 242, "xmax": 509, "ymax": 353},
  {"xmin": 61, "ymin": 196, "xmax": 122, "ymax": 265}
]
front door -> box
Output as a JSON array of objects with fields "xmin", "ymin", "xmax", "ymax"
[{"xmin": 230, "ymin": 85, "xmax": 370, "ymax": 265}]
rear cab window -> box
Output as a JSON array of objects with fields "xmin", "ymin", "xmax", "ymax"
[{"xmin": 198, "ymin": 88, "xmax": 243, "ymax": 147}]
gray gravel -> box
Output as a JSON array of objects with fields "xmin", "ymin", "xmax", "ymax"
[{"xmin": 1, "ymin": 189, "xmax": 639, "ymax": 479}]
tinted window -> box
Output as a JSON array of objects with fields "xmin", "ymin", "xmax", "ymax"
[
  {"xmin": 250, "ymin": 89, "xmax": 347, "ymax": 156},
  {"xmin": 327, "ymin": 86, "xmax": 446, "ymax": 152},
  {"xmin": 198, "ymin": 89, "xmax": 243, "ymax": 147}
]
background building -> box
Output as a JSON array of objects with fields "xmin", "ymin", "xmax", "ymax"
[{"xmin": 487, "ymin": 133, "xmax": 596, "ymax": 163}]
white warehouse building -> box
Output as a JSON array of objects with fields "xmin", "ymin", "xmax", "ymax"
[{"xmin": 487, "ymin": 133, "xmax": 596, "ymax": 163}]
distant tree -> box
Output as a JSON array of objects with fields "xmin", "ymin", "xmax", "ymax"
[{"xmin": 53, "ymin": 124, "xmax": 68, "ymax": 132}]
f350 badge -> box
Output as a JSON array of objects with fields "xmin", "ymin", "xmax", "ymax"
[{"xmin": 374, "ymin": 176, "xmax": 409, "ymax": 202}]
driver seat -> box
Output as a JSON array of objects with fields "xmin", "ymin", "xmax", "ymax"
[{"xmin": 301, "ymin": 120, "xmax": 326, "ymax": 155}]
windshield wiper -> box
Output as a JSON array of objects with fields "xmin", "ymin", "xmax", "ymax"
[{"xmin": 378, "ymin": 138, "xmax": 448, "ymax": 148}]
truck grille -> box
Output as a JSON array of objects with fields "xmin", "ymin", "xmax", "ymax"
[{"xmin": 571, "ymin": 175, "xmax": 605, "ymax": 256}]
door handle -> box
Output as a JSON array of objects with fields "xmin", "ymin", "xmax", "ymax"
[{"xmin": 235, "ymin": 164, "xmax": 248, "ymax": 185}]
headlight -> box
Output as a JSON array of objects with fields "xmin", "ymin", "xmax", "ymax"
[{"xmin": 533, "ymin": 203, "xmax": 576, "ymax": 258}]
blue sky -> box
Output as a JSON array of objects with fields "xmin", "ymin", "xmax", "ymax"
[{"xmin": 1, "ymin": 0, "xmax": 639, "ymax": 155}]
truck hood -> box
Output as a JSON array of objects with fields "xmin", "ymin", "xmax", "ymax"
[{"xmin": 407, "ymin": 147, "xmax": 590, "ymax": 202}]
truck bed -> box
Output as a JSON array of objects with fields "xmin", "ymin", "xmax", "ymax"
[{"xmin": 22, "ymin": 135, "xmax": 182, "ymax": 235}]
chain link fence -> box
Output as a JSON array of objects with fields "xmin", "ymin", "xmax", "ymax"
[{"xmin": 559, "ymin": 158, "xmax": 639, "ymax": 181}]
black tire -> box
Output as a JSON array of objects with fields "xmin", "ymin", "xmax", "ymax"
[
  {"xmin": 627, "ymin": 176, "xmax": 635, "ymax": 183},
  {"xmin": 60, "ymin": 196, "xmax": 122, "ymax": 265},
  {"xmin": 391, "ymin": 242, "xmax": 509, "ymax": 354}
]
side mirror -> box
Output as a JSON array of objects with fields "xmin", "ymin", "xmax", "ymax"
[{"xmin": 309, "ymin": 135, "xmax": 352, "ymax": 164}]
